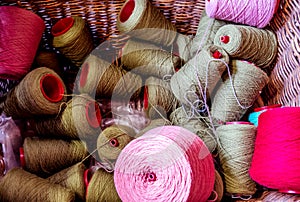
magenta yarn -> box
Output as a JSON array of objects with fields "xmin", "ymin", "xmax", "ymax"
[
  {"xmin": 114, "ymin": 126, "xmax": 215, "ymax": 202},
  {"xmin": 205, "ymin": 0, "xmax": 280, "ymax": 28},
  {"xmin": 0, "ymin": 6, "xmax": 45, "ymax": 80}
]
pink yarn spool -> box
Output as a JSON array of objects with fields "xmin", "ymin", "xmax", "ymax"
[
  {"xmin": 205, "ymin": 0, "xmax": 280, "ymax": 28},
  {"xmin": 0, "ymin": 6, "xmax": 45, "ymax": 80},
  {"xmin": 114, "ymin": 126, "xmax": 215, "ymax": 202},
  {"xmin": 249, "ymin": 107, "xmax": 300, "ymax": 193}
]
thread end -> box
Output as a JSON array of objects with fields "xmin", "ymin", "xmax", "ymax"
[
  {"xmin": 40, "ymin": 74, "xmax": 64, "ymax": 103},
  {"xmin": 85, "ymin": 101, "xmax": 101, "ymax": 128},
  {"xmin": 51, "ymin": 17, "xmax": 74, "ymax": 37},
  {"xmin": 120, "ymin": 0, "xmax": 135, "ymax": 23}
]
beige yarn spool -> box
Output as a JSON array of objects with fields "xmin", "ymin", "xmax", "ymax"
[
  {"xmin": 173, "ymin": 34, "xmax": 193, "ymax": 63},
  {"xmin": 211, "ymin": 60, "xmax": 269, "ymax": 123},
  {"xmin": 170, "ymin": 44, "xmax": 229, "ymax": 107},
  {"xmin": 117, "ymin": 0, "xmax": 177, "ymax": 46},
  {"xmin": 121, "ymin": 39, "xmax": 182, "ymax": 78},
  {"xmin": 214, "ymin": 24, "xmax": 278, "ymax": 68},
  {"xmin": 136, "ymin": 118, "xmax": 171, "ymax": 137}
]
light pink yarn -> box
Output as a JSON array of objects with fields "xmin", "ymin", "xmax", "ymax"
[
  {"xmin": 114, "ymin": 126, "xmax": 215, "ymax": 202},
  {"xmin": 205, "ymin": 0, "xmax": 280, "ymax": 28}
]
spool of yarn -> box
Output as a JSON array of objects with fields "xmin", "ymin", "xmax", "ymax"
[
  {"xmin": 21, "ymin": 137, "xmax": 88, "ymax": 177},
  {"xmin": 34, "ymin": 50, "xmax": 62, "ymax": 76},
  {"xmin": 114, "ymin": 126, "xmax": 215, "ymax": 202},
  {"xmin": 248, "ymin": 104, "xmax": 282, "ymax": 126},
  {"xmin": 136, "ymin": 118, "xmax": 171, "ymax": 138},
  {"xmin": 86, "ymin": 168, "xmax": 121, "ymax": 202},
  {"xmin": 170, "ymin": 44, "xmax": 229, "ymax": 107},
  {"xmin": 78, "ymin": 54, "xmax": 142, "ymax": 100},
  {"xmin": 117, "ymin": 0, "xmax": 177, "ymax": 47},
  {"xmin": 0, "ymin": 6, "xmax": 45, "ymax": 80},
  {"xmin": 205, "ymin": 0, "xmax": 280, "ymax": 28},
  {"xmin": 173, "ymin": 34, "xmax": 193, "ymax": 63},
  {"xmin": 214, "ymin": 24, "xmax": 278, "ymax": 68},
  {"xmin": 2, "ymin": 67, "xmax": 67, "ymax": 119},
  {"xmin": 261, "ymin": 191, "xmax": 300, "ymax": 202},
  {"xmin": 121, "ymin": 39, "xmax": 182, "ymax": 78},
  {"xmin": 216, "ymin": 122, "xmax": 257, "ymax": 196},
  {"xmin": 249, "ymin": 107, "xmax": 300, "ymax": 193},
  {"xmin": 34, "ymin": 94, "xmax": 101, "ymax": 140},
  {"xmin": 47, "ymin": 162, "xmax": 86, "ymax": 201},
  {"xmin": 214, "ymin": 170, "xmax": 224, "ymax": 202},
  {"xmin": 52, "ymin": 16, "xmax": 94, "ymax": 67},
  {"xmin": 0, "ymin": 168, "xmax": 75, "ymax": 202},
  {"xmin": 211, "ymin": 60, "xmax": 269, "ymax": 123}
]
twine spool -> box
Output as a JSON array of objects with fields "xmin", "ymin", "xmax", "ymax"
[
  {"xmin": 2, "ymin": 67, "xmax": 67, "ymax": 119},
  {"xmin": 0, "ymin": 6, "xmax": 45, "ymax": 80},
  {"xmin": 52, "ymin": 16, "xmax": 94, "ymax": 67},
  {"xmin": 121, "ymin": 39, "xmax": 182, "ymax": 78},
  {"xmin": 216, "ymin": 122, "xmax": 257, "ymax": 196},
  {"xmin": 117, "ymin": 0, "xmax": 177, "ymax": 46},
  {"xmin": 249, "ymin": 107, "xmax": 300, "ymax": 193},
  {"xmin": 35, "ymin": 94, "xmax": 101, "ymax": 140},
  {"xmin": 214, "ymin": 24, "xmax": 278, "ymax": 68},
  {"xmin": 173, "ymin": 34, "xmax": 193, "ymax": 63},
  {"xmin": 47, "ymin": 162, "xmax": 86, "ymax": 201},
  {"xmin": 21, "ymin": 137, "xmax": 88, "ymax": 177},
  {"xmin": 211, "ymin": 60, "xmax": 269, "ymax": 123},
  {"xmin": 214, "ymin": 170, "xmax": 224, "ymax": 202},
  {"xmin": 205, "ymin": 0, "xmax": 280, "ymax": 28},
  {"xmin": 136, "ymin": 118, "xmax": 171, "ymax": 138},
  {"xmin": 0, "ymin": 168, "xmax": 75, "ymax": 202},
  {"xmin": 170, "ymin": 44, "xmax": 229, "ymax": 107},
  {"xmin": 261, "ymin": 191, "xmax": 300, "ymax": 202},
  {"xmin": 114, "ymin": 126, "xmax": 215, "ymax": 202},
  {"xmin": 34, "ymin": 50, "xmax": 62, "ymax": 76},
  {"xmin": 248, "ymin": 104, "xmax": 282, "ymax": 126},
  {"xmin": 78, "ymin": 54, "xmax": 142, "ymax": 100}
]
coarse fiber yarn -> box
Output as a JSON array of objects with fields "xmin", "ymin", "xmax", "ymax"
[
  {"xmin": 173, "ymin": 34, "xmax": 193, "ymax": 63},
  {"xmin": 136, "ymin": 118, "xmax": 171, "ymax": 138}
]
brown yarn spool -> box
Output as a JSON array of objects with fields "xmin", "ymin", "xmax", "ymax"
[
  {"xmin": 86, "ymin": 168, "xmax": 121, "ymax": 202},
  {"xmin": 34, "ymin": 50, "xmax": 62, "ymax": 76},
  {"xmin": 78, "ymin": 54, "xmax": 142, "ymax": 100},
  {"xmin": 117, "ymin": 0, "xmax": 177, "ymax": 47},
  {"xmin": 211, "ymin": 60, "xmax": 269, "ymax": 123},
  {"xmin": 170, "ymin": 44, "xmax": 229, "ymax": 107},
  {"xmin": 47, "ymin": 162, "xmax": 86, "ymax": 201},
  {"xmin": 261, "ymin": 191, "xmax": 300, "ymax": 202},
  {"xmin": 121, "ymin": 39, "xmax": 182, "ymax": 78},
  {"xmin": 21, "ymin": 137, "xmax": 88, "ymax": 177},
  {"xmin": 214, "ymin": 24, "xmax": 278, "ymax": 68},
  {"xmin": 0, "ymin": 168, "xmax": 75, "ymax": 202},
  {"xmin": 35, "ymin": 94, "xmax": 101, "ymax": 140},
  {"xmin": 136, "ymin": 118, "xmax": 171, "ymax": 138},
  {"xmin": 214, "ymin": 170, "xmax": 224, "ymax": 202},
  {"xmin": 52, "ymin": 16, "xmax": 94, "ymax": 67},
  {"xmin": 2, "ymin": 67, "xmax": 67, "ymax": 119}
]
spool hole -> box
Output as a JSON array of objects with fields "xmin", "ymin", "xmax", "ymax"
[
  {"xmin": 120, "ymin": 0, "xmax": 135, "ymax": 23},
  {"xmin": 212, "ymin": 50, "xmax": 222, "ymax": 59},
  {"xmin": 19, "ymin": 147, "xmax": 26, "ymax": 168},
  {"xmin": 109, "ymin": 138, "xmax": 119, "ymax": 147},
  {"xmin": 143, "ymin": 86, "xmax": 149, "ymax": 110},
  {"xmin": 220, "ymin": 35, "xmax": 230, "ymax": 44},
  {"xmin": 146, "ymin": 172, "xmax": 157, "ymax": 182},
  {"xmin": 85, "ymin": 101, "xmax": 102, "ymax": 128},
  {"xmin": 80, "ymin": 62, "xmax": 89, "ymax": 88},
  {"xmin": 40, "ymin": 74, "xmax": 64, "ymax": 102},
  {"xmin": 51, "ymin": 17, "xmax": 74, "ymax": 37}
]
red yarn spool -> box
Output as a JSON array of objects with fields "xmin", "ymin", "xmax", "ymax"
[
  {"xmin": 250, "ymin": 107, "xmax": 300, "ymax": 193},
  {"xmin": 0, "ymin": 6, "xmax": 45, "ymax": 80}
]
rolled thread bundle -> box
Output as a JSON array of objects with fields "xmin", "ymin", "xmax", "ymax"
[
  {"xmin": 117, "ymin": 0, "xmax": 177, "ymax": 47},
  {"xmin": 114, "ymin": 126, "xmax": 215, "ymax": 202},
  {"xmin": 21, "ymin": 137, "xmax": 88, "ymax": 177},
  {"xmin": 211, "ymin": 60, "xmax": 269, "ymax": 123},
  {"xmin": 121, "ymin": 39, "xmax": 182, "ymax": 78},
  {"xmin": 34, "ymin": 94, "xmax": 101, "ymax": 140},
  {"xmin": 170, "ymin": 44, "xmax": 229, "ymax": 107},
  {"xmin": 214, "ymin": 170, "xmax": 224, "ymax": 202},
  {"xmin": 2, "ymin": 67, "xmax": 67, "ymax": 119},
  {"xmin": 173, "ymin": 34, "xmax": 193, "ymax": 63},
  {"xmin": 249, "ymin": 107, "xmax": 300, "ymax": 193},
  {"xmin": 136, "ymin": 118, "xmax": 171, "ymax": 138},
  {"xmin": 205, "ymin": 0, "xmax": 280, "ymax": 28},
  {"xmin": 214, "ymin": 24, "xmax": 278, "ymax": 68},
  {"xmin": 52, "ymin": 16, "xmax": 94, "ymax": 67},
  {"xmin": 0, "ymin": 168, "xmax": 75, "ymax": 202},
  {"xmin": 216, "ymin": 122, "xmax": 257, "ymax": 196},
  {"xmin": 0, "ymin": 6, "xmax": 45, "ymax": 80},
  {"xmin": 261, "ymin": 191, "xmax": 300, "ymax": 201},
  {"xmin": 248, "ymin": 104, "xmax": 282, "ymax": 126}
]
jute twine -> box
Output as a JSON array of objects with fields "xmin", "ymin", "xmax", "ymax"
[
  {"xmin": 136, "ymin": 118, "xmax": 171, "ymax": 138},
  {"xmin": 216, "ymin": 123, "xmax": 257, "ymax": 196},
  {"xmin": 52, "ymin": 16, "xmax": 94, "ymax": 67},
  {"xmin": 2, "ymin": 67, "xmax": 67, "ymax": 119},
  {"xmin": 0, "ymin": 168, "xmax": 75, "ymax": 202},
  {"xmin": 117, "ymin": 0, "xmax": 177, "ymax": 46},
  {"xmin": 211, "ymin": 60, "xmax": 269, "ymax": 123},
  {"xmin": 214, "ymin": 24, "xmax": 278, "ymax": 68},
  {"xmin": 121, "ymin": 39, "xmax": 182, "ymax": 78}
]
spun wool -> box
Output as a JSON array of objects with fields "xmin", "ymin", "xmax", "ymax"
[
  {"xmin": 214, "ymin": 24, "xmax": 278, "ymax": 68},
  {"xmin": 216, "ymin": 123, "xmax": 257, "ymax": 195},
  {"xmin": 0, "ymin": 6, "xmax": 45, "ymax": 80},
  {"xmin": 2, "ymin": 67, "xmax": 67, "ymax": 119},
  {"xmin": 114, "ymin": 126, "xmax": 215, "ymax": 202},
  {"xmin": 136, "ymin": 118, "xmax": 171, "ymax": 138},
  {"xmin": 211, "ymin": 60, "xmax": 269, "ymax": 123},
  {"xmin": 0, "ymin": 168, "xmax": 75, "ymax": 202}
]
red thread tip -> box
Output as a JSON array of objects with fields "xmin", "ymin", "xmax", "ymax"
[{"xmin": 220, "ymin": 35, "xmax": 230, "ymax": 44}]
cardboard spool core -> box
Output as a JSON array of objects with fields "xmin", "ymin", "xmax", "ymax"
[
  {"xmin": 120, "ymin": 0, "xmax": 135, "ymax": 23},
  {"xmin": 85, "ymin": 101, "xmax": 101, "ymax": 128},
  {"xmin": 40, "ymin": 74, "xmax": 64, "ymax": 102},
  {"xmin": 80, "ymin": 62, "xmax": 89, "ymax": 88},
  {"xmin": 254, "ymin": 104, "xmax": 282, "ymax": 112},
  {"xmin": 220, "ymin": 35, "xmax": 230, "ymax": 44},
  {"xmin": 143, "ymin": 86, "xmax": 149, "ymax": 110},
  {"xmin": 51, "ymin": 17, "xmax": 74, "ymax": 37},
  {"xmin": 19, "ymin": 147, "xmax": 26, "ymax": 168},
  {"xmin": 226, "ymin": 121, "xmax": 253, "ymax": 125}
]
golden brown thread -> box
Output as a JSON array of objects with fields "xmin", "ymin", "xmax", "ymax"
[
  {"xmin": 47, "ymin": 162, "xmax": 86, "ymax": 201},
  {"xmin": 52, "ymin": 16, "xmax": 94, "ymax": 67},
  {"xmin": 214, "ymin": 170, "xmax": 224, "ymax": 202},
  {"xmin": 34, "ymin": 50, "xmax": 62, "ymax": 76},
  {"xmin": 23, "ymin": 137, "xmax": 88, "ymax": 177},
  {"xmin": 0, "ymin": 168, "xmax": 75, "ymax": 202},
  {"xmin": 3, "ymin": 67, "xmax": 67, "ymax": 119},
  {"xmin": 211, "ymin": 60, "xmax": 269, "ymax": 123}
]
